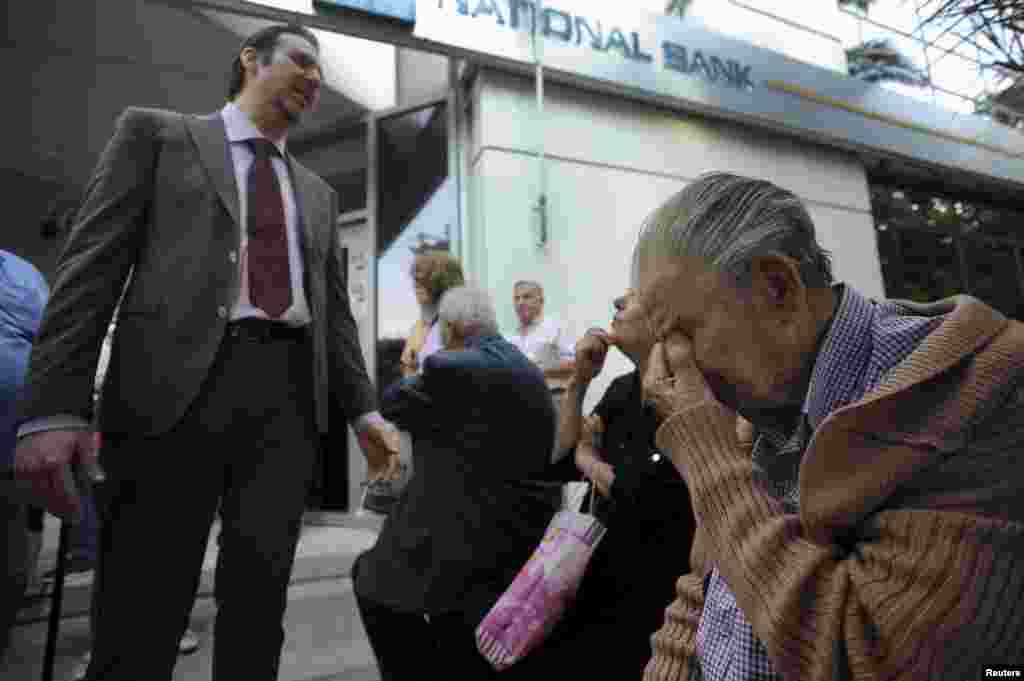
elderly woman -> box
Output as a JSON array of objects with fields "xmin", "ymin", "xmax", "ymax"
[
  {"xmin": 519, "ymin": 289, "xmax": 696, "ymax": 678},
  {"xmin": 636, "ymin": 172, "xmax": 1024, "ymax": 680},
  {"xmin": 399, "ymin": 250, "xmax": 465, "ymax": 378}
]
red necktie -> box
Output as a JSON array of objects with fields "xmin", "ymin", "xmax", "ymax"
[{"xmin": 246, "ymin": 138, "xmax": 293, "ymax": 319}]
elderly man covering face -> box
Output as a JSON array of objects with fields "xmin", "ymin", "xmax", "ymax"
[{"xmin": 635, "ymin": 173, "xmax": 1024, "ymax": 681}]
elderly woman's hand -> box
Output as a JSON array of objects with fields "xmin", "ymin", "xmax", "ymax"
[
  {"xmin": 575, "ymin": 416, "xmax": 615, "ymax": 498},
  {"xmin": 580, "ymin": 413, "xmax": 604, "ymax": 449},
  {"xmin": 573, "ymin": 329, "xmax": 613, "ymax": 383},
  {"xmin": 642, "ymin": 331, "xmax": 717, "ymax": 422}
]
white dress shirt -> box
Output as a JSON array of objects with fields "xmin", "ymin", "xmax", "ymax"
[
  {"xmin": 221, "ymin": 105, "xmax": 384, "ymax": 431},
  {"xmin": 221, "ymin": 102, "xmax": 311, "ymax": 326},
  {"xmin": 507, "ymin": 316, "xmax": 575, "ymax": 370}
]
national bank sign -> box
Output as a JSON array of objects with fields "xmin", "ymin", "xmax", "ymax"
[
  {"xmin": 435, "ymin": 0, "xmax": 754, "ymax": 91},
  {"xmin": 412, "ymin": 0, "xmax": 763, "ymax": 97},
  {"xmin": 314, "ymin": 0, "xmax": 753, "ymax": 90},
  {"xmin": 316, "ymin": 0, "xmax": 1024, "ymax": 187},
  {"xmin": 410, "ymin": 0, "xmax": 1024, "ymax": 187}
]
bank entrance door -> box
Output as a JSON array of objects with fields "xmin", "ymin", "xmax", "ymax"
[
  {"xmin": 305, "ymin": 94, "xmax": 461, "ymax": 517},
  {"xmin": 371, "ymin": 97, "xmax": 459, "ymax": 394},
  {"xmin": 305, "ymin": 209, "xmax": 373, "ymax": 515}
]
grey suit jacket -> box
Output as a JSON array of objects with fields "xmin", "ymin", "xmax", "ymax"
[{"xmin": 19, "ymin": 107, "xmax": 376, "ymax": 436}]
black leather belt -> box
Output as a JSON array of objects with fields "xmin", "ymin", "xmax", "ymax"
[{"xmin": 226, "ymin": 318, "xmax": 309, "ymax": 343}]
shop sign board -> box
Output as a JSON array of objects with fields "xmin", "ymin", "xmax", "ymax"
[{"xmin": 319, "ymin": 0, "xmax": 1024, "ymax": 186}]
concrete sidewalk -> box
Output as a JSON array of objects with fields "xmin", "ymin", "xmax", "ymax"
[{"xmin": 4, "ymin": 511, "xmax": 384, "ymax": 681}]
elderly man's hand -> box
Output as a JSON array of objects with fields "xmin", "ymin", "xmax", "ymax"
[
  {"xmin": 357, "ymin": 419, "xmax": 402, "ymax": 482},
  {"xmin": 643, "ymin": 332, "xmax": 717, "ymax": 422},
  {"xmin": 14, "ymin": 430, "xmax": 103, "ymax": 521}
]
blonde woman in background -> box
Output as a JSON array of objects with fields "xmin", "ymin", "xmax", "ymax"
[
  {"xmin": 364, "ymin": 249, "xmax": 464, "ymax": 515},
  {"xmin": 399, "ymin": 250, "xmax": 465, "ymax": 378}
]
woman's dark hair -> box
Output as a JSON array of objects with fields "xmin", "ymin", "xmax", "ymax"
[{"xmin": 227, "ymin": 23, "xmax": 320, "ymax": 100}]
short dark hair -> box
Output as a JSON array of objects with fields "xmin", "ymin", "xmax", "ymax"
[{"xmin": 227, "ymin": 23, "xmax": 320, "ymax": 100}]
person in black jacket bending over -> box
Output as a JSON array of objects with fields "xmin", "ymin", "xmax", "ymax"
[
  {"xmin": 524, "ymin": 288, "xmax": 697, "ymax": 677},
  {"xmin": 352, "ymin": 285, "xmax": 561, "ymax": 681}
]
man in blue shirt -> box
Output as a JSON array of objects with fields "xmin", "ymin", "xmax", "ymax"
[{"xmin": 0, "ymin": 249, "xmax": 49, "ymax": 661}]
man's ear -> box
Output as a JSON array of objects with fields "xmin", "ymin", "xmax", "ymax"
[
  {"xmin": 239, "ymin": 47, "xmax": 260, "ymax": 78},
  {"xmin": 443, "ymin": 321, "xmax": 465, "ymax": 349},
  {"xmin": 746, "ymin": 254, "xmax": 806, "ymax": 317}
]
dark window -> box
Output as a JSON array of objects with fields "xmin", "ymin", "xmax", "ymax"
[
  {"xmin": 963, "ymin": 237, "xmax": 1024, "ymax": 320},
  {"xmin": 375, "ymin": 102, "xmax": 455, "ymax": 398},
  {"xmin": 871, "ymin": 183, "xmax": 1023, "ymax": 320}
]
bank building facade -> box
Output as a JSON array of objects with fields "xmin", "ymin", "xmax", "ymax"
[{"xmin": 9, "ymin": 0, "xmax": 1023, "ymax": 514}]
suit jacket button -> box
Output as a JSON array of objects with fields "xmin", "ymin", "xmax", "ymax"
[
  {"xmin": 228, "ymin": 250, "xmax": 238, "ymax": 264},
  {"xmin": 217, "ymin": 306, "xmax": 228, "ymax": 319}
]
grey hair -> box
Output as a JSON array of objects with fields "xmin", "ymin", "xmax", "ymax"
[
  {"xmin": 513, "ymin": 280, "xmax": 544, "ymax": 295},
  {"xmin": 631, "ymin": 172, "xmax": 833, "ymax": 289},
  {"xmin": 438, "ymin": 285, "xmax": 500, "ymax": 338}
]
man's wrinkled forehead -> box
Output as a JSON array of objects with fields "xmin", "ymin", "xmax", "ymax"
[{"xmin": 635, "ymin": 256, "xmax": 716, "ymax": 331}]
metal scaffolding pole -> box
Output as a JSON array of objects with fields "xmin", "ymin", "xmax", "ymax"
[{"xmin": 532, "ymin": 0, "xmax": 548, "ymax": 248}]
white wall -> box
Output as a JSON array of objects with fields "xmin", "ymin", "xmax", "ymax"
[
  {"xmin": 682, "ymin": 0, "xmax": 849, "ymax": 72},
  {"xmin": 467, "ymin": 68, "xmax": 881, "ymax": 411}
]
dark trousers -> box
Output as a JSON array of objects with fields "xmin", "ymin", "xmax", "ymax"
[
  {"xmin": 352, "ymin": 555, "xmax": 503, "ymax": 681},
  {"xmin": 85, "ymin": 328, "xmax": 319, "ymax": 681},
  {"xmin": 509, "ymin": 606, "xmax": 658, "ymax": 679},
  {"xmin": 72, "ymin": 491, "xmax": 99, "ymax": 564},
  {"xmin": 0, "ymin": 481, "xmax": 27, "ymax": 663}
]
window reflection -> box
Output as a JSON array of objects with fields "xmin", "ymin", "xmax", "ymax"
[{"xmin": 376, "ymin": 102, "xmax": 455, "ymax": 397}]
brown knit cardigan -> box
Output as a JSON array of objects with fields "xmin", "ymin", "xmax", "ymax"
[{"xmin": 644, "ymin": 296, "xmax": 1024, "ymax": 681}]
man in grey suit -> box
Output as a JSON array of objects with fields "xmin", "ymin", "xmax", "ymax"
[{"xmin": 13, "ymin": 23, "xmax": 398, "ymax": 681}]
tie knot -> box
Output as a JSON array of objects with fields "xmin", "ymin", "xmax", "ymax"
[{"xmin": 246, "ymin": 138, "xmax": 279, "ymax": 161}]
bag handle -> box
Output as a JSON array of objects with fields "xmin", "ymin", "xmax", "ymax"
[
  {"xmin": 583, "ymin": 465, "xmax": 601, "ymax": 516},
  {"xmin": 581, "ymin": 412, "xmax": 604, "ymax": 517}
]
